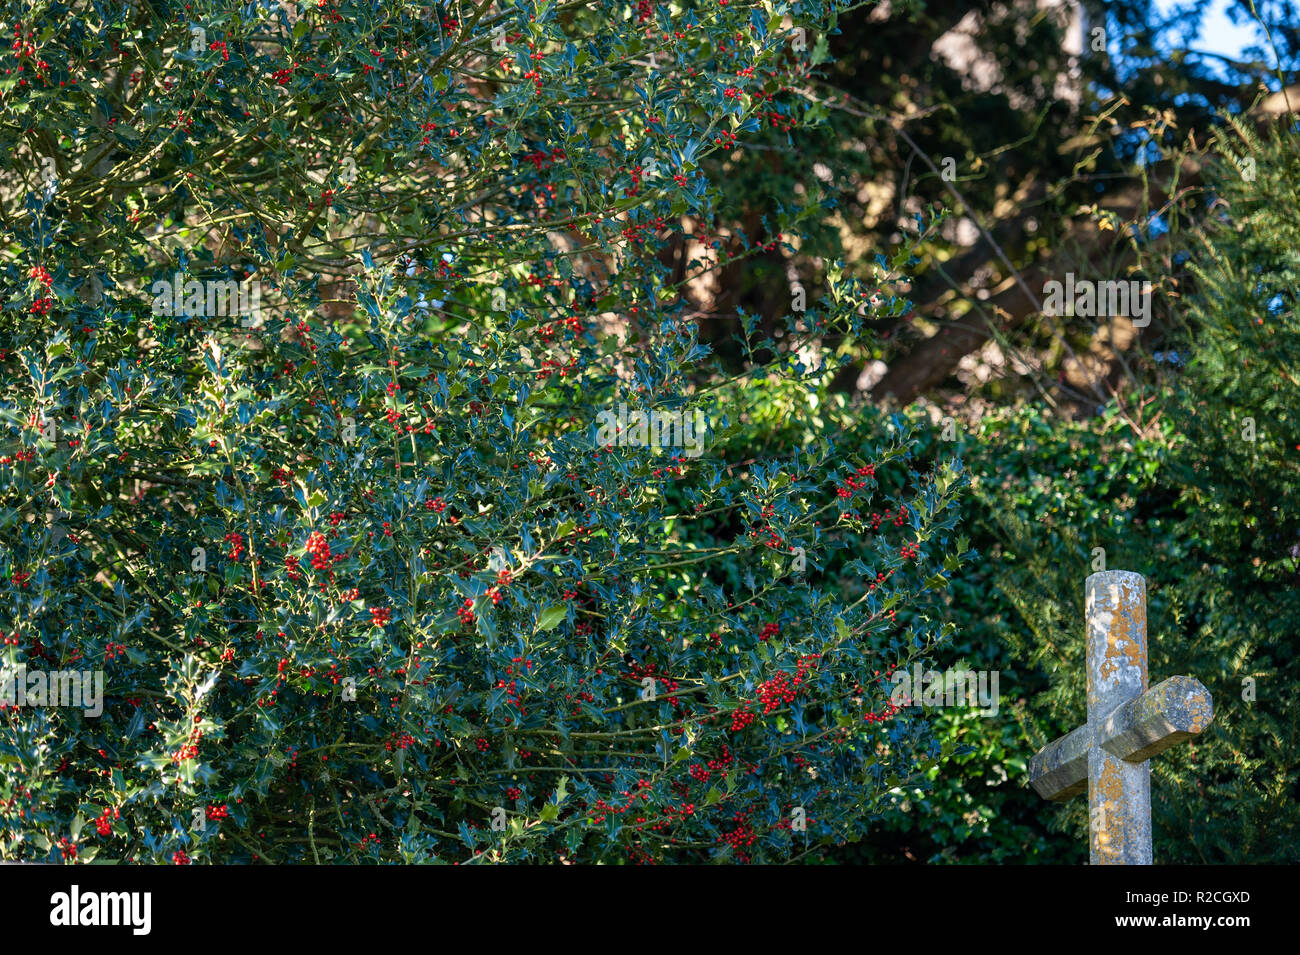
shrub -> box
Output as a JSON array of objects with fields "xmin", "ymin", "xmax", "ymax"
[{"xmin": 0, "ymin": 0, "xmax": 969, "ymax": 863}]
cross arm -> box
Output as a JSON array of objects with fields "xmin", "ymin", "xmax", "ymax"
[
  {"xmin": 1028, "ymin": 723, "xmax": 1090, "ymax": 801},
  {"xmin": 1028, "ymin": 676, "xmax": 1214, "ymax": 802},
  {"xmin": 1099, "ymin": 675, "xmax": 1214, "ymax": 762}
]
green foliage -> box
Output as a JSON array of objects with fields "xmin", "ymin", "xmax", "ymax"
[
  {"xmin": 0, "ymin": 0, "xmax": 976, "ymax": 864},
  {"xmin": 828, "ymin": 405, "xmax": 1165, "ymax": 863},
  {"xmin": 854, "ymin": 121, "xmax": 1300, "ymax": 864},
  {"xmin": 1155, "ymin": 117, "xmax": 1300, "ymax": 861},
  {"xmin": 4, "ymin": 0, "xmax": 1293, "ymax": 869}
]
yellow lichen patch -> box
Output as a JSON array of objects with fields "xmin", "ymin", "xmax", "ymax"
[
  {"xmin": 1156, "ymin": 676, "xmax": 1214, "ymax": 734},
  {"xmin": 1091, "ymin": 759, "xmax": 1127, "ymax": 864},
  {"xmin": 1183, "ymin": 688, "xmax": 1213, "ymax": 733},
  {"xmin": 1101, "ymin": 581, "xmax": 1147, "ymax": 687}
]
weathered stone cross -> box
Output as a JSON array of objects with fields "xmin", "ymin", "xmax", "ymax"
[{"xmin": 1028, "ymin": 571, "xmax": 1214, "ymax": 864}]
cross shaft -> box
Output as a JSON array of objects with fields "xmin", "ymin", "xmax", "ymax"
[{"xmin": 1027, "ymin": 571, "xmax": 1214, "ymax": 864}]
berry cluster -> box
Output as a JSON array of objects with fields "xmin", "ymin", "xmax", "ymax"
[
  {"xmin": 224, "ymin": 531, "xmax": 245, "ymax": 561},
  {"xmin": 94, "ymin": 806, "xmax": 119, "ymax": 836},
  {"xmin": 456, "ymin": 598, "xmax": 475, "ymax": 625},
  {"xmin": 305, "ymin": 531, "xmax": 331, "ymax": 569},
  {"xmin": 730, "ymin": 704, "xmax": 755, "ymax": 732},
  {"xmin": 721, "ymin": 813, "xmax": 756, "ymax": 860},
  {"xmin": 836, "ymin": 465, "xmax": 876, "ymax": 499}
]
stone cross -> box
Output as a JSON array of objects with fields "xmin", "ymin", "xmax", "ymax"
[{"xmin": 1028, "ymin": 571, "xmax": 1214, "ymax": 864}]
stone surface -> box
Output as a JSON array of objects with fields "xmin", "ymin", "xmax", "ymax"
[
  {"xmin": 1100, "ymin": 675, "xmax": 1215, "ymax": 763},
  {"xmin": 1027, "ymin": 723, "xmax": 1089, "ymax": 801},
  {"xmin": 1086, "ymin": 570, "xmax": 1151, "ymax": 865},
  {"xmin": 1027, "ymin": 571, "xmax": 1215, "ymax": 865}
]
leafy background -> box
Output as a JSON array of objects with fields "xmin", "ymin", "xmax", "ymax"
[{"xmin": 1, "ymin": 0, "xmax": 1298, "ymax": 862}]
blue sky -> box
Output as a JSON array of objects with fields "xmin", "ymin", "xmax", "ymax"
[{"xmin": 1154, "ymin": 0, "xmax": 1271, "ymax": 60}]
